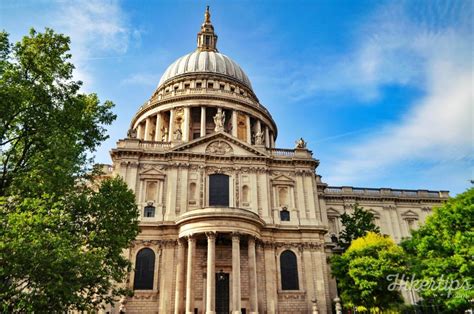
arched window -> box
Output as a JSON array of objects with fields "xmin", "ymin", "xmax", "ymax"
[
  {"xmin": 209, "ymin": 174, "xmax": 229, "ymax": 206},
  {"xmin": 280, "ymin": 250, "xmax": 299, "ymax": 290},
  {"xmin": 242, "ymin": 185, "xmax": 249, "ymax": 204},
  {"xmin": 133, "ymin": 248, "xmax": 155, "ymax": 290}
]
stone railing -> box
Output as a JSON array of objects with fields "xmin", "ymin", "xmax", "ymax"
[
  {"xmin": 140, "ymin": 140, "xmax": 172, "ymax": 150},
  {"xmin": 268, "ymin": 148, "xmax": 295, "ymax": 157},
  {"xmin": 324, "ymin": 186, "xmax": 449, "ymax": 199},
  {"xmin": 116, "ymin": 139, "xmax": 172, "ymax": 150},
  {"xmin": 157, "ymin": 87, "xmax": 255, "ymax": 105}
]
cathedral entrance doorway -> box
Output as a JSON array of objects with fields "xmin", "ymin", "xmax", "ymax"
[{"xmin": 215, "ymin": 271, "xmax": 229, "ymax": 314}]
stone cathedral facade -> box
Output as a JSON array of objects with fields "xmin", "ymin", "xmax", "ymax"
[{"xmin": 106, "ymin": 8, "xmax": 449, "ymax": 314}]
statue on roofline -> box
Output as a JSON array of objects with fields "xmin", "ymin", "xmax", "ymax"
[{"xmin": 295, "ymin": 137, "xmax": 307, "ymax": 149}]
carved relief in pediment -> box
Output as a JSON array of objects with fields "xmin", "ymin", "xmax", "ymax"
[{"xmin": 206, "ymin": 140, "xmax": 233, "ymax": 155}]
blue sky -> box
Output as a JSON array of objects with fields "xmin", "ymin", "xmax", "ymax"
[{"xmin": 1, "ymin": 0, "xmax": 472, "ymax": 195}]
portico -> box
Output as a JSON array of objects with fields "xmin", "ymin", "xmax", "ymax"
[{"xmin": 175, "ymin": 207, "xmax": 263, "ymax": 314}]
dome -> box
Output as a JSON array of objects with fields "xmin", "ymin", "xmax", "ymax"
[{"xmin": 158, "ymin": 50, "xmax": 253, "ymax": 90}]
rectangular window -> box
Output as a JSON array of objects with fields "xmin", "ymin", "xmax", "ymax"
[
  {"xmin": 209, "ymin": 174, "xmax": 229, "ymax": 206},
  {"xmin": 144, "ymin": 204, "xmax": 155, "ymax": 218},
  {"xmin": 280, "ymin": 209, "xmax": 290, "ymax": 221}
]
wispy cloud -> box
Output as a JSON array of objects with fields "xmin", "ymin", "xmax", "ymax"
[
  {"xmin": 282, "ymin": 1, "xmax": 472, "ymax": 103},
  {"xmin": 51, "ymin": 0, "xmax": 138, "ymax": 88},
  {"xmin": 121, "ymin": 73, "xmax": 161, "ymax": 87},
  {"xmin": 316, "ymin": 1, "xmax": 473, "ymax": 187}
]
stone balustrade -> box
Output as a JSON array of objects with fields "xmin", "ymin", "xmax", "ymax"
[{"xmin": 324, "ymin": 186, "xmax": 449, "ymax": 199}]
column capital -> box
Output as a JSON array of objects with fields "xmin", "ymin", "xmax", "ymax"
[
  {"xmin": 247, "ymin": 235, "xmax": 257, "ymax": 247},
  {"xmin": 231, "ymin": 232, "xmax": 241, "ymax": 242},
  {"xmin": 206, "ymin": 231, "xmax": 217, "ymax": 240},
  {"xmin": 186, "ymin": 235, "xmax": 196, "ymax": 244}
]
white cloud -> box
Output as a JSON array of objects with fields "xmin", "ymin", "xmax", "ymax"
[
  {"xmin": 51, "ymin": 0, "xmax": 136, "ymax": 89},
  {"xmin": 318, "ymin": 2, "xmax": 473, "ymax": 187}
]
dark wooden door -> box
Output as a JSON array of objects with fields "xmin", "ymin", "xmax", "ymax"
[{"xmin": 215, "ymin": 272, "xmax": 229, "ymax": 314}]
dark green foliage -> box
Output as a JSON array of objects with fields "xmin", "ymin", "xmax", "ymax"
[
  {"xmin": 338, "ymin": 203, "xmax": 380, "ymax": 250},
  {"xmin": 402, "ymin": 188, "xmax": 474, "ymax": 312},
  {"xmin": 0, "ymin": 29, "xmax": 139, "ymax": 312},
  {"xmin": 0, "ymin": 28, "xmax": 115, "ymax": 197}
]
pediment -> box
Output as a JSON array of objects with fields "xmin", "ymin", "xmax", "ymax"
[
  {"xmin": 171, "ymin": 132, "xmax": 268, "ymax": 157},
  {"xmin": 139, "ymin": 166, "xmax": 166, "ymax": 179},
  {"xmin": 271, "ymin": 174, "xmax": 295, "ymax": 185},
  {"xmin": 326, "ymin": 207, "xmax": 341, "ymax": 217},
  {"xmin": 401, "ymin": 210, "xmax": 419, "ymax": 219},
  {"xmin": 367, "ymin": 208, "xmax": 380, "ymax": 218}
]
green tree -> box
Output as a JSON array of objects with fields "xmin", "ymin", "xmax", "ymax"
[
  {"xmin": 402, "ymin": 188, "xmax": 474, "ymax": 312},
  {"xmin": 331, "ymin": 232, "xmax": 406, "ymax": 312},
  {"xmin": 338, "ymin": 203, "xmax": 380, "ymax": 250},
  {"xmin": 0, "ymin": 29, "xmax": 139, "ymax": 312}
]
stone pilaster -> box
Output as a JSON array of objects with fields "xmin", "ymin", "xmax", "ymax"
[
  {"xmin": 248, "ymin": 237, "xmax": 258, "ymax": 314},
  {"xmin": 174, "ymin": 239, "xmax": 185, "ymax": 314},
  {"xmin": 159, "ymin": 241, "xmax": 175, "ymax": 313},
  {"xmin": 264, "ymin": 243, "xmax": 278, "ymax": 313}
]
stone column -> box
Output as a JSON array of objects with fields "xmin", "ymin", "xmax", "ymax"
[
  {"xmin": 232, "ymin": 233, "xmax": 241, "ymax": 313},
  {"xmin": 169, "ymin": 109, "xmax": 175, "ymax": 142},
  {"xmin": 270, "ymin": 132, "xmax": 275, "ymax": 148},
  {"xmin": 137, "ymin": 123, "xmax": 144, "ymax": 140},
  {"xmin": 155, "ymin": 113, "xmax": 162, "ymax": 141},
  {"xmin": 256, "ymin": 120, "xmax": 261, "ymax": 133},
  {"xmin": 232, "ymin": 111, "xmax": 238, "ymax": 137},
  {"xmin": 144, "ymin": 117, "xmax": 152, "ymax": 141},
  {"xmin": 246, "ymin": 115, "xmax": 251, "ymax": 144},
  {"xmin": 265, "ymin": 126, "xmax": 270, "ymax": 148},
  {"xmin": 248, "ymin": 237, "xmax": 258, "ymax": 314},
  {"xmin": 200, "ymin": 106, "xmax": 206, "ymax": 137},
  {"xmin": 185, "ymin": 236, "xmax": 196, "ymax": 314},
  {"xmin": 174, "ymin": 239, "xmax": 185, "ymax": 314},
  {"xmin": 183, "ymin": 107, "xmax": 191, "ymax": 141},
  {"xmin": 206, "ymin": 232, "xmax": 216, "ymax": 314}
]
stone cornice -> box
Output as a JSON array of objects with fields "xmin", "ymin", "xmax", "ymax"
[{"xmin": 110, "ymin": 134, "xmax": 319, "ymax": 168}]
